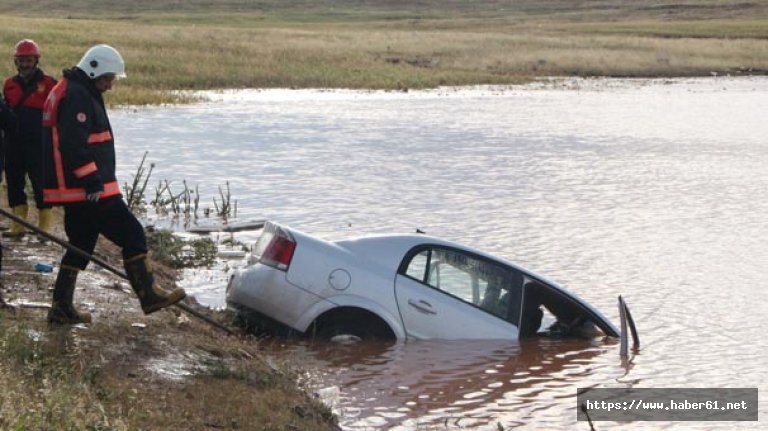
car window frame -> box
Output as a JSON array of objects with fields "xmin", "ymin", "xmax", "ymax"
[
  {"xmin": 398, "ymin": 244, "xmax": 524, "ymax": 327},
  {"xmin": 399, "ymin": 244, "xmax": 620, "ymax": 338}
]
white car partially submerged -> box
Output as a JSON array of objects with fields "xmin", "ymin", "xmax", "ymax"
[{"xmin": 226, "ymin": 221, "xmax": 620, "ymax": 341}]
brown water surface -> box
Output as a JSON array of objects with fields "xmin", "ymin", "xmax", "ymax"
[
  {"xmin": 269, "ymin": 338, "xmax": 619, "ymax": 430},
  {"xmin": 113, "ymin": 78, "xmax": 768, "ymax": 429}
]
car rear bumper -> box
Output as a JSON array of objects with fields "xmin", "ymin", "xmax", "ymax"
[{"xmin": 225, "ymin": 263, "xmax": 327, "ymax": 333}]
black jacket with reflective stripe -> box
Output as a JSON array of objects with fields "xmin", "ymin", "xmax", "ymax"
[
  {"xmin": 3, "ymin": 68, "xmax": 57, "ymax": 149},
  {"xmin": 42, "ymin": 68, "xmax": 121, "ymax": 204}
]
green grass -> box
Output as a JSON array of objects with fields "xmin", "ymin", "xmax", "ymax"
[{"xmin": 0, "ymin": 0, "xmax": 766, "ymax": 105}]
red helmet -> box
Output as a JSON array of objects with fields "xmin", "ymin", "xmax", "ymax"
[{"xmin": 14, "ymin": 39, "xmax": 41, "ymax": 57}]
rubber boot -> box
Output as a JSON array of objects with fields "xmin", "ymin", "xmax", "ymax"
[
  {"xmin": 48, "ymin": 265, "xmax": 92, "ymax": 325},
  {"xmin": 124, "ymin": 254, "xmax": 186, "ymax": 315},
  {"xmin": 37, "ymin": 208, "xmax": 54, "ymax": 233},
  {"xmin": 3, "ymin": 204, "xmax": 28, "ymax": 238}
]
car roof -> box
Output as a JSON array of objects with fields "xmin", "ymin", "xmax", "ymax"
[
  {"xmin": 334, "ymin": 233, "xmax": 463, "ymax": 269},
  {"xmin": 334, "ymin": 233, "xmax": 563, "ymax": 287}
]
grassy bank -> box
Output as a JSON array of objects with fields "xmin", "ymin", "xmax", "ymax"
[
  {"xmin": 0, "ymin": 0, "xmax": 766, "ymax": 104},
  {"xmin": 0, "ymin": 316, "xmax": 338, "ymax": 430},
  {"xmin": 0, "ymin": 186, "xmax": 339, "ymax": 430}
]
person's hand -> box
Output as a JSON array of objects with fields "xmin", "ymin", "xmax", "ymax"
[
  {"xmin": 86, "ymin": 190, "xmax": 102, "ymax": 202},
  {"xmin": 82, "ymin": 173, "xmax": 104, "ymax": 203}
]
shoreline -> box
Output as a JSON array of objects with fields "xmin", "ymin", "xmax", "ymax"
[
  {"xmin": 138, "ymin": 75, "xmax": 768, "ymax": 108},
  {"xmin": 0, "ymin": 195, "xmax": 341, "ymax": 430}
]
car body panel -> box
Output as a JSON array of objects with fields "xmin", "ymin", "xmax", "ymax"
[
  {"xmin": 395, "ymin": 274, "xmax": 518, "ymax": 340},
  {"xmin": 226, "ymin": 262, "xmax": 327, "ymax": 329},
  {"xmin": 282, "ymin": 229, "xmax": 403, "ymax": 327}
]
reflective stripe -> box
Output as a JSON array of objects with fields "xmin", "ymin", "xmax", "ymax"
[
  {"xmin": 43, "ymin": 181, "xmax": 121, "ymax": 203},
  {"xmin": 87, "ymin": 131, "xmax": 112, "ymax": 144},
  {"xmin": 52, "ymin": 126, "xmax": 66, "ymax": 188},
  {"xmin": 73, "ymin": 162, "xmax": 97, "ymax": 179},
  {"xmin": 43, "ymin": 79, "xmax": 68, "ymax": 128}
]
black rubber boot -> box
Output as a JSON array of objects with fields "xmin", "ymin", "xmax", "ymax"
[
  {"xmin": 48, "ymin": 265, "xmax": 92, "ymax": 325},
  {"xmin": 124, "ymin": 254, "xmax": 186, "ymax": 315}
]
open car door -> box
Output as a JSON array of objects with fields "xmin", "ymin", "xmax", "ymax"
[{"xmin": 519, "ymin": 279, "xmax": 619, "ymax": 338}]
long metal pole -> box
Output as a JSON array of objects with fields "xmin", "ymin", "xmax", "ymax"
[{"xmin": 0, "ymin": 206, "xmax": 234, "ymax": 335}]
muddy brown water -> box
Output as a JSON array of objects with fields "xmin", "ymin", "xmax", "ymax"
[{"xmin": 112, "ymin": 78, "xmax": 768, "ymax": 430}]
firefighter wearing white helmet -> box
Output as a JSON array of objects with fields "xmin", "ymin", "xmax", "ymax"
[
  {"xmin": 40, "ymin": 44, "xmax": 185, "ymax": 325},
  {"xmin": 76, "ymin": 44, "xmax": 126, "ymax": 79}
]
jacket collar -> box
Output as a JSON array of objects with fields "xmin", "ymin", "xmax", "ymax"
[
  {"xmin": 14, "ymin": 68, "xmax": 44, "ymax": 87},
  {"xmin": 64, "ymin": 67, "xmax": 104, "ymax": 103}
]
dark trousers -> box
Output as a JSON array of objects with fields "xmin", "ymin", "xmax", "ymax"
[
  {"xmin": 5, "ymin": 140, "xmax": 50, "ymax": 209},
  {"xmin": 0, "ymin": 137, "xmax": 5, "ymax": 184},
  {"xmin": 61, "ymin": 196, "xmax": 148, "ymax": 270}
]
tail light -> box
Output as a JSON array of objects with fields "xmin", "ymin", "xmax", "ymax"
[{"xmin": 255, "ymin": 224, "xmax": 296, "ymax": 271}]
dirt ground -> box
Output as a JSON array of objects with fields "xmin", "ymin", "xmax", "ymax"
[
  {"xmin": 1, "ymin": 203, "xmax": 231, "ymax": 346},
  {"xmin": 0, "ymin": 204, "xmax": 340, "ymax": 430}
]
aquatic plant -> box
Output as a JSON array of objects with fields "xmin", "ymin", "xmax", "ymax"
[
  {"xmin": 153, "ymin": 179, "xmax": 193, "ymax": 218},
  {"xmin": 146, "ymin": 228, "xmax": 217, "ymax": 268},
  {"xmin": 213, "ymin": 181, "xmax": 237, "ymax": 219},
  {"xmin": 124, "ymin": 151, "xmax": 154, "ymax": 213},
  {"xmin": 125, "ymin": 155, "xmax": 236, "ymax": 224}
]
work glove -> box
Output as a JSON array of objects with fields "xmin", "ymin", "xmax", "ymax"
[{"xmin": 82, "ymin": 173, "xmax": 104, "ymax": 202}]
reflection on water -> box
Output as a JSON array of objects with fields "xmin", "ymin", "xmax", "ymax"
[
  {"xmin": 111, "ymin": 78, "xmax": 768, "ymax": 429},
  {"xmin": 271, "ymin": 338, "xmax": 615, "ymax": 430}
]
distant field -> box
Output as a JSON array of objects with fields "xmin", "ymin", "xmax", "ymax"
[{"xmin": 0, "ymin": 0, "xmax": 766, "ymax": 104}]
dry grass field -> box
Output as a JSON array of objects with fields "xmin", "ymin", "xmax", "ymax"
[{"xmin": 0, "ymin": 0, "xmax": 765, "ymax": 104}]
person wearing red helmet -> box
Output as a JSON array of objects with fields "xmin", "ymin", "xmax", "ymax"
[{"xmin": 2, "ymin": 39, "xmax": 58, "ymax": 238}]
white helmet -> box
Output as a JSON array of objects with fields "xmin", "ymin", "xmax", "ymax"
[{"xmin": 77, "ymin": 44, "xmax": 126, "ymax": 79}]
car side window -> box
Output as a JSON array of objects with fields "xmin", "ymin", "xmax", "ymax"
[
  {"xmin": 405, "ymin": 250, "xmax": 430, "ymax": 282},
  {"xmin": 401, "ymin": 246, "xmax": 524, "ymax": 326},
  {"xmin": 426, "ymin": 248, "xmax": 478, "ymax": 303}
]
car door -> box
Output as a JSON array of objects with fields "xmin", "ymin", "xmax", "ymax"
[{"xmin": 394, "ymin": 246, "xmax": 521, "ymax": 340}]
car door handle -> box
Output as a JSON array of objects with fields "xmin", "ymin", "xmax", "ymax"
[{"xmin": 408, "ymin": 299, "xmax": 437, "ymax": 315}]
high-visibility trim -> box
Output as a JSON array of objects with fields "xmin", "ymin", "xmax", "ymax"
[
  {"xmin": 43, "ymin": 79, "xmax": 67, "ymax": 127},
  {"xmin": 73, "ymin": 162, "xmax": 98, "ymax": 179},
  {"xmin": 52, "ymin": 126, "xmax": 66, "ymax": 188},
  {"xmin": 87, "ymin": 131, "xmax": 112, "ymax": 144},
  {"xmin": 43, "ymin": 181, "xmax": 121, "ymax": 203}
]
